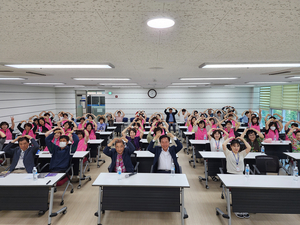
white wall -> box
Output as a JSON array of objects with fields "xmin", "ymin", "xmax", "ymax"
[
  {"xmin": 0, "ymin": 85, "xmax": 76, "ymax": 129},
  {"xmin": 0, "ymin": 84, "xmax": 56, "ymax": 125},
  {"xmin": 105, "ymin": 87, "xmax": 260, "ymax": 119}
]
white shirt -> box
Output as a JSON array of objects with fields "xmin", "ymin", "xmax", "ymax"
[
  {"xmin": 179, "ymin": 113, "xmax": 185, "ymax": 122},
  {"xmin": 224, "ymin": 148, "xmax": 248, "ymax": 175},
  {"xmin": 209, "ymin": 137, "xmax": 225, "ymax": 152},
  {"xmin": 158, "ymin": 148, "xmax": 173, "ymax": 170},
  {"xmin": 15, "ymin": 150, "xmax": 25, "ymax": 169}
]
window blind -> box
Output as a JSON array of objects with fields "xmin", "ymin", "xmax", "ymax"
[
  {"xmin": 270, "ymin": 86, "xmax": 282, "ymax": 109},
  {"xmin": 282, "ymin": 84, "xmax": 299, "ymax": 111},
  {"xmin": 259, "ymin": 86, "xmax": 271, "ymax": 110}
]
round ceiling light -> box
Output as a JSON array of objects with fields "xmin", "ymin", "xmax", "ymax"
[{"xmin": 147, "ymin": 18, "xmax": 175, "ymax": 28}]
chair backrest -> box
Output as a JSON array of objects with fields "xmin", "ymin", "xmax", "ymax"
[
  {"xmin": 130, "ymin": 117, "xmax": 135, "ymax": 122},
  {"xmin": 255, "ymin": 155, "xmax": 279, "ymax": 174},
  {"xmin": 146, "ymin": 117, "xmax": 149, "ymax": 122},
  {"xmin": 130, "ymin": 152, "xmax": 137, "ymax": 167},
  {"xmin": 220, "ymin": 158, "xmax": 228, "ymax": 174},
  {"xmin": 95, "ymin": 132, "xmax": 101, "ymax": 139},
  {"xmin": 123, "ymin": 117, "xmax": 128, "ymax": 122}
]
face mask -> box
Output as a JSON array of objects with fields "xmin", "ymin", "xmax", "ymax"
[
  {"xmin": 270, "ymin": 126, "xmax": 276, "ymax": 131},
  {"xmin": 59, "ymin": 142, "xmax": 67, "ymax": 148}
]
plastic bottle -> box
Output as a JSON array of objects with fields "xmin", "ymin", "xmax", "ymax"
[
  {"xmin": 32, "ymin": 167, "xmax": 38, "ymax": 181},
  {"xmin": 293, "ymin": 166, "xmax": 298, "ymax": 181},
  {"xmin": 245, "ymin": 164, "xmax": 250, "ymax": 178},
  {"xmin": 204, "ymin": 134, "xmax": 207, "ymax": 140},
  {"xmin": 171, "ymin": 163, "xmax": 175, "ymax": 176},
  {"xmin": 273, "ymin": 136, "xmax": 276, "ymax": 141},
  {"xmin": 39, "ymin": 126, "xmax": 42, "ymax": 132},
  {"xmin": 261, "ymin": 146, "xmax": 265, "ymax": 154},
  {"xmin": 117, "ymin": 166, "xmax": 122, "ymax": 180}
]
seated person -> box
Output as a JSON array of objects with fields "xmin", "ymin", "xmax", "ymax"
[
  {"xmin": 147, "ymin": 127, "xmax": 162, "ymax": 147},
  {"xmin": 207, "ymin": 128, "xmax": 229, "ymax": 152},
  {"xmin": 103, "ymin": 137, "xmax": 135, "ymax": 173},
  {"xmin": 0, "ymin": 116, "xmax": 15, "ymax": 140},
  {"xmin": 0, "ymin": 131, "xmax": 6, "ymax": 150},
  {"xmin": 148, "ymin": 133, "xmax": 182, "ymax": 173},
  {"xmin": 97, "ymin": 117, "xmax": 107, "ymax": 132},
  {"xmin": 240, "ymin": 128, "xmax": 264, "ymax": 152},
  {"xmin": 287, "ymin": 127, "xmax": 300, "ymax": 153},
  {"xmin": 44, "ymin": 128, "xmax": 64, "ymax": 151},
  {"xmin": 76, "ymin": 117, "xmax": 86, "ymax": 129},
  {"xmin": 285, "ymin": 120, "xmax": 299, "ymax": 140},
  {"xmin": 17, "ymin": 120, "xmax": 37, "ymax": 138},
  {"xmin": 222, "ymin": 136, "xmax": 251, "ymax": 219},
  {"xmin": 76, "ymin": 129, "xmax": 89, "ymax": 151},
  {"xmin": 45, "ymin": 131, "xmax": 79, "ymax": 172},
  {"xmin": 3, "ymin": 135, "xmax": 39, "ymax": 173},
  {"xmin": 123, "ymin": 127, "xmax": 143, "ymax": 150}
]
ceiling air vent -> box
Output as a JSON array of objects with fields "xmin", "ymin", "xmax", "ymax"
[
  {"xmin": 0, "ymin": 70, "xmax": 13, "ymax": 72},
  {"xmin": 26, "ymin": 71, "xmax": 47, "ymax": 76}
]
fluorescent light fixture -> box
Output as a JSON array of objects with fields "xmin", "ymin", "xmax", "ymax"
[
  {"xmin": 168, "ymin": 86, "xmax": 197, "ymax": 88},
  {"xmin": 286, "ymin": 76, "xmax": 300, "ymax": 79},
  {"xmin": 180, "ymin": 77, "xmax": 238, "ymax": 80},
  {"xmin": 99, "ymin": 83, "xmax": 137, "ymax": 86},
  {"xmin": 5, "ymin": 64, "xmax": 114, "ymax": 69},
  {"xmin": 246, "ymin": 82, "xmax": 290, "ymax": 84},
  {"xmin": 112, "ymin": 86, "xmax": 141, "ymax": 88},
  {"xmin": 224, "ymin": 85, "xmax": 255, "ymax": 87},
  {"xmin": 147, "ymin": 18, "xmax": 175, "ymax": 29},
  {"xmin": 23, "ymin": 82, "xmax": 65, "ymax": 85},
  {"xmin": 171, "ymin": 83, "xmax": 210, "ymax": 85},
  {"xmin": 55, "ymin": 85, "xmax": 85, "ymax": 88},
  {"xmin": 200, "ymin": 63, "xmax": 300, "ymax": 69},
  {"xmin": 73, "ymin": 78, "xmax": 130, "ymax": 81},
  {"xmin": 0, "ymin": 77, "xmax": 26, "ymax": 80}
]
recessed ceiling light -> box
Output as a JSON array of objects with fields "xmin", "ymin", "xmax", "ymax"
[
  {"xmin": 99, "ymin": 83, "xmax": 138, "ymax": 86},
  {"xmin": 246, "ymin": 82, "xmax": 290, "ymax": 84},
  {"xmin": 23, "ymin": 82, "xmax": 65, "ymax": 85},
  {"xmin": 200, "ymin": 63, "xmax": 300, "ymax": 69},
  {"xmin": 171, "ymin": 83, "xmax": 210, "ymax": 85},
  {"xmin": 168, "ymin": 86, "xmax": 197, "ymax": 88},
  {"xmin": 73, "ymin": 78, "xmax": 130, "ymax": 81},
  {"xmin": 55, "ymin": 85, "xmax": 85, "ymax": 88},
  {"xmin": 180, "ymin": 77, "xmax": 238, "ymax": 80},
  {"xmin": 147, "ymin": 18, "xmax": 175, "ymax": 29},
  {"xmin": 0, "ymin": 77, "xmax": 26, "ymax": 80},
  {"xmin": 5, "ymin": 64, "xmax": 114, "ymax": 69}
]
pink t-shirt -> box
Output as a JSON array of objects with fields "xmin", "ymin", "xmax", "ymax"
[
  {"xmin": 77, "ymin": 138, "xmax": 87, "ymax": 151},
  {"xmin": 265, "ymin": 129, "xmax": 279, "ymax": 140},
  {"xmin": 250, "ymin": 124, "xmax": 260, "ymax": 131},
  {"xmin": 115, "ymin": 116, "xmax": 124, "ymax": 122},
  {"xmin": 195, "ymin": 128, "xmax": 207, "ymax": 140}
]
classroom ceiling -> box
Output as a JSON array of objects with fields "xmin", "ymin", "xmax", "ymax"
[{"xmin": 1, "ymin": 0, "xmax": 300, "ymax": 89}]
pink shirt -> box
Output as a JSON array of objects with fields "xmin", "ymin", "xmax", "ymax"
[
  {"xmin": 250, "ymin": 124, "xmax": 260, "ymax": 131},
  {"xmin": 115, "ymin": 116, "xmax": 124, "ymax": 122},
  {"xmin": 265, "ymin": 129, "xmax": 279, "ymax": 140},
  {"xmin": 195, "ymin": 128, "xmax": 207, "ymax": 140},
  {"xmin": 77, "ymin": 138, "xmax": 87, "ymax": 151},
  {"xmin": 22, "ymin": 129, "xmax": 36, "ymax": 139},
  {"xmin": 88, "ymin": 129, "xmax": 96, "ymax": 140},
  {"xmin": 0, "ymin": 128, "xmax": 12, "ymax": 140},
  {"xmin": 225, "ymin": 128, "xmax": 235, "ymax": 138}
]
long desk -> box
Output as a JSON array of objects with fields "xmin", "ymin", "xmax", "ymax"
[
  {"xmin": 178, "ymin": 126, "xmax": 187, "ymax": 142},
  {"xmin": 37, "ymin": 151, "xmax": 91, "ymax": 189},
  {"xmin": 216, "ymin": 174, "xmax": 300, "ymax": 225},
  {"xmin": 262, "ymin": 140, "xmax": 291, "ymax": 159},
  {"xmin": 113, "ymin": 122, "xmax": 124, "ymax": 135},
  {"xmin": 88, "ymin": 139, "xmax": 105, "ymax": 168},
  {"xmin": 198, "ymin": 151, "xmax": 266, "ymax": 189},
  {"xmin": 0, "ymin": 173, "xmax": 66, "ymax": 225},
  {"xmin": 183, "ymin": 132, "xmax": 194, "ymax": 154},
  {"xmin": 189, "ymin": 140, "xmax": 210, "ymax": 168},
  {"xmin": 106, "ymin": 127, "xmax": 116, "ymax": 139},
  {"xmin": 93, "ymin": 173, "xmax": 190, "ymax": 225}
]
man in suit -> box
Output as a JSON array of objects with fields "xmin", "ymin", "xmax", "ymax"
[
  {"xmin": 164, "ymin": 107, "xmax": 178, "ymax": 134},
  {"xmin": 3, "ymin": 135, "xmax": 39, "ymax": 173},
  {"xmin": 148, "ymin": 133, "xmax": 183, "ymax": 173},
  {"xmin": 104, "ymin": 137, "xmax": 135, "ymax": 173}
]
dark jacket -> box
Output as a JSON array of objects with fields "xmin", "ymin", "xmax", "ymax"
[
  {"xmin": 104, "ymin": 141, "xmax": 135, "ymax": 172},
  {"xmin": 164, "ymin": 109, "xmax": 178, "ymax": 123},
  {"xmin": 148, "ymin": 138, "xmax": 182, "ymax": 173},
  {"xmin": 45, "ymin": 133, "xmax": 79, "ymax": 172},
  {"xmin": 3, "ymin": 138, "xmax": 39, "ymax": 173}
]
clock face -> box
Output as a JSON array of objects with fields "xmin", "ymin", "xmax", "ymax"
[{"xmin": 148, "ymin": 89, "xmax": 157, "ymax": 98}]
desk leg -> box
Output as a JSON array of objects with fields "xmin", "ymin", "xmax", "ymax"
[
  {"xmin": 204, "ymin": 159, "xmax": 208, "ymax": 189},
  {"xmin": 185, "ymin": 136, "xmax": 189, "ymax": 155},
  {"xmin": 48, "ymin": 187, "xmax": 54, "ymax": 225},
  {"xmin": 78, "ymin": 158, "xmax": 83, "ymax": 189},
  {"xmin": 226, "ymin": 188, "xmax": 231, "ymax": 225},
  {"xmin": 193, "ymin": 146, "xmax": 195, "ymax": 168},
  {"xmin": 97, "ymin": 187, "xmax": 102, "ymax": 225},
  {"xmin": 181, "ymin": 188, "xmax": 185, "ymax": 225}
]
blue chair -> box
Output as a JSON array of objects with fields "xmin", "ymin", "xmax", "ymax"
[
  {"xmin": 123, "ymin": 117, "xmax": 128, "ymax": 123},
  {"xmin": 130, "ymin": 117, "xmax": 135, "ymax": 122},
  {"xmin": 146, "ymin": 117, "xmax": 149, "ymax": 122}
]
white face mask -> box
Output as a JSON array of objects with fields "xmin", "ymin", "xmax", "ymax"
[
  {"xmin": 59, "ymin": 142, "xmax": 67, "ymax": 148},
  {"xmin": 270, "ymin": 126, "xmax": 276, "ymax": 131}
]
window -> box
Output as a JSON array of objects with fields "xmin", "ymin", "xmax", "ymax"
[
  {"xmin": 285, "ymin": 110, "xmax": 298, "ymax": 122},
  {"xmin": 260, "ymin": 109, "xmax": 270, "ymax": 127}
]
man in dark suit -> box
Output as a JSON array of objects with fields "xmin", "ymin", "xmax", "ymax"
[
  {"xmin": 148, "ymin": 133, "xmax": 183, "ymax": 173},
  {"xmin": 104, "ymin": 137, "xmax": 135, "ymax": 173},
  {"xmin": 164, "ymin": 107, "xmax": 178, "ymax": 134},
  {"xmin": 3, "ymin": 135, "xmax": 39, "ymax": 173}
]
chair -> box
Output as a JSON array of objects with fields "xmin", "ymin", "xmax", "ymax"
[
  {"xmin": 150, "ymin": 165, "xmax": 182, "ymax": 173},
  {"xmin": 130, "ymin": 117, "xmax": 135, "ymax": 122},
  {"xmin": 39, "ymin": 157, "xmax": 74, "ymax": 206},
  {"xmin": 253, "ymin": 155, "xmax": 280, "ymax": 175},
  {"xmin": 146, "ymin": 117, "xmax": 149, "ymax": 122},
  {"xmin": 107, "ymin": 153, "xmax": 139, "ymax": 172},
  {"xmin": 94, "ymin": 133, "xmax": 106, "ymax": 167}
]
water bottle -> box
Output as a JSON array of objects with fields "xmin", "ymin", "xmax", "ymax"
[
  {"xmin": 293, "ymin": 166, "xmax": 298, "ymax": 181},
  {"xmin": 117, "ymin": 166, "xmax": 122, "ymax": 180},
  {"xmin": 273, "ymin": 136, "xmax": 276, "ymax": 141},
  {"xmin": 204, "ymin": 134, "xmax": 207, "ymax": 140},
  {"xmin": 32, "ymin": 167, "xmax": 38, "ymax": 181},
  {"xmin": 39, "ymin": 126, "xmax": 42, "ymax": 132},
  {"xmin": 245, "ymin": 164, "xmax": 250, "ymax": 178},
  {"xmin": 171, "ymin": 163, "xmax": 175, "ymax": 176},
  {"xmin": 261, "ymin": 146, "xmax": 265, "ymax": 154}
]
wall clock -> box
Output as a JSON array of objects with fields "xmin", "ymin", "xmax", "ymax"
[{"xmin": 148, "ymin": 89, "xmax": 157, "ymax": 98}]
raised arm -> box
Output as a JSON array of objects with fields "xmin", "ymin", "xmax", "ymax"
[
  {"xmin": 207, "ymin": 128, "xmax": 215, "ymax": 141},
  {"xmin": 258, "ymin": 109, "xmax": 262, "ymax": 122},
  {"xmin": 237, "ymin": 137, "xmax": 251, "ymax": 154},
  {"xmin": 274, "ymin": 113, "xmax": 283, "ymax": 121},
  {"xmin": 285, "ymin": 120, "xmax": 294, "ymax": 131},
  {"xmin": 275, "ymin": 119, "xmax": 283, "ymax": 132},
  {"xmin": 219, "ymin": 128, "xmax": 229, "ymax": 140},
  {"xmin": 264, "ymin": 114, "xmax": 271, "ymax": 123},
  {"xmin": 240, "ymin": 128, "xmax": 248, "ymax": 139},
  {"xmin": 233, "ymin": 119, "xmax": 240, "ymax": 131},
  {"xmin": 10, "ymin": 117, "xmax": 15, "ymax": 130},
  {"xmin": 265, "ymin": 119, "xmax": 272, "ymax": 130},
  {"xmin": 39, "ymin": 111, "xmax": 45, "ymax": 117},
  {"xmin": 222, "ymin": 136, "xmax": 234, "ymax": 151},
  {"xmin": 249, "ymin": 127, "xmax": 264, "ymax": 139}
]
